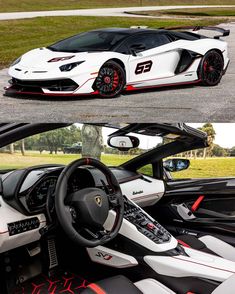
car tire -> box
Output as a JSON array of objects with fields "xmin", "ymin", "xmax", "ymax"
[
  {"xmin": 199, "ymin": 50, "xmax": 224, "ymax": 86},
  {"xmin": 95, "ymin": 61, "xmax": 126, "ymax": 98}
]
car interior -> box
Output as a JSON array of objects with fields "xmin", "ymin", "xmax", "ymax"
[{"xmin": 0, "ymin": 123, "xmax": 235, "ymax": 294}]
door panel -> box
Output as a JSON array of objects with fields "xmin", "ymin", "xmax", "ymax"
[
  {"xmin": 146, "ymin": 178, "xmax": 235, "ymax": 245},
  {"xmin": 128, "ymin": 48, "xmax": 180, "ymax": 84}
]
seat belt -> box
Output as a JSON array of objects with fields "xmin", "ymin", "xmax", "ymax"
[{"xmin": 191, "ymin": 195, "xmax": 205, "ymax": 212}]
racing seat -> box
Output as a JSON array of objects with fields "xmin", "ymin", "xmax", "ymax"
[
  {"xmin": 81, "ymin": 274, "xmax": 235, "ymax": 294},
  {"xmin": 177, "ymin": 234, "xmax": 235, "ymax": 262}
]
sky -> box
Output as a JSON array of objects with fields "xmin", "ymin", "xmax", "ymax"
[{"xmin": 190, "ymin": 123, "xmax": 235, "ymax": 149}]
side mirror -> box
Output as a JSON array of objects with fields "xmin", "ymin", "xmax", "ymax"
[
  {"xmin": 163, "ymin": 158, "xmax": 190, "ymax": 172},
  {"xmin": 130, "ymin": 43, "xmax": 146, "ymax": 56},
  {"xmin": 108, "ymin": 135, "xmax": 140, "ymax": 151}
]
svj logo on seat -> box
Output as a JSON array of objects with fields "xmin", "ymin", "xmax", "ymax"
[{"xmin": 95, "ymin": 251, "xmax": 113, "ymax": 260}]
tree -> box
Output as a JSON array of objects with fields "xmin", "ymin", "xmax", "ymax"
[
  {"xmin": 24, "ymin": 125, "xmax": 81, "ymax": 154},
  {"xmin": 9, "ymin": 144, "xmax": 14, "ymax": 154},
  {"xmin": 199, "ymin": 123, "xmax": 216, "ymax": 158},
  {"xmin": 230, "ymin": 146, "xmax": 235, "ymax": 157},
  {"xmin": 212, "ymin": 144, "xmax": 227, "ymax": 157},
  {"xmin": 20, "ymin": 140, "xmax": 25, "ymax": 156},
  {"xmin": 81, "ymin": 125, "xmax": 103, "ymax": 160}
]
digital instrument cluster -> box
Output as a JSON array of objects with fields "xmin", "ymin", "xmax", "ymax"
[
  {"xmin": 25, "ymin": 168, "xmax": 94, "ymax": 211},
  {"xmin": 26, "ymin": 176, "xmax": 57, "ymax": 210}
]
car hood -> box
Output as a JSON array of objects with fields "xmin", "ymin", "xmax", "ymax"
[{"xmin": 17, "ymin": 48, "xmax": 98, "ymax": 70}]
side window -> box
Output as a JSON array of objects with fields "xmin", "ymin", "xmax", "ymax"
[
  {"xmin": 130, "ymin": 33, "xmax": 170, "ymax": 51},
  {"xmin": 115, "ymin": 43, "xmax": 129, "ymax": 55},
  {"xmin": 116, "ymin": 33, "xmax": 171, "ymax": 54},
  {"xmin": 137, "ymin": 164, "xmax": 153, "ymax": 177},
  {"xmin": 153, "ymin": 34, "xmax": 171, "ymax": 47}
]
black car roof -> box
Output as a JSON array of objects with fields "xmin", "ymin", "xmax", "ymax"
[
  {"xmin": 89, "ymin": 28, "xmax": 203, "ymax": 41},
  {"xmin": 91, "ymin": 27, "xmax": 167, "ymax": 35}
]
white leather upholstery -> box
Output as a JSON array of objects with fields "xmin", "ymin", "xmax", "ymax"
[
  {"xmin": 199, "ymin": 235, "xmax": 235, "ymax": 262},
  {"xmin": 135, "ymin": 278, "xmax": 175, "ymax": 294},
  {"xmin": 212, "ymin": 274, "xmax": 235, "ymax": 294},
  {"xmin": 135, "ymin": 275, "xmax": 235, "ymax": 294}
]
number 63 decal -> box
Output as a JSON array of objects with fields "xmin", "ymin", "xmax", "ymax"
[{"xmin": 135, "ymin": 60, "xmax": 153, "ymax": 75}]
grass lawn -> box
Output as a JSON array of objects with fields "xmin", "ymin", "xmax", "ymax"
[
  {"xmin": 0, "ymin": 1, "xmax": 234, "ymax": 13},
  {"xmin": 1, "ymin": 152, "xmax": 235, "ymax": 179},
  {"xmin": 0, "ymin": 15, "xmax": 225, "ymax": 68},
  {"xmin": 0, "ymin": 152, "xmax": 131, "ymax": 169}
]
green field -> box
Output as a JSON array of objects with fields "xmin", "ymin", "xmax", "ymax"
[
  {"xmin": 0, "ymin": 1, "xmax": 234, "ymax": 13},
  {"xmin": 1, "ymin": 153, "xmax": 235, "ymax": 179},
  {"xmin": 0, "ymin": 153, "xmax": 131, "ymax": 170},
  {"xmin": 0, "ymin": 15, "xmax": 224, "ymax": 68}
]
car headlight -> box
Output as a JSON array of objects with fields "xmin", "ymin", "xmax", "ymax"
[
  {"xmin": 59, "ymin": 61, "xmax": 85, "ymax": 72},
  {"xmin": 11, "ymin": 56, "xmax": 22, "ymax": 67}
]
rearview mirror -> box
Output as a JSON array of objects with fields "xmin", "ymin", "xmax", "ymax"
[
  {"xmin": 108, "ymin": 135, "xmax": 140, "ymax": 151},
  {"xmin": 130, "ymin": 43, "xmax": 146, "ymax": 56},
  {"xmin": 163, "ymin": 158, "xmax": 190, "ymax": 172}
]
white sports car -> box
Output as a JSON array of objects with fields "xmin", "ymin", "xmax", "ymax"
[{"xmin": 5, "ymin": 26, "xmax": 230, "ymax": 98}]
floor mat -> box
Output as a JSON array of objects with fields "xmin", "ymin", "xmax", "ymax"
[{"xmin": 13, "ymin": 271, "xmax": 90, "ymax": 294}]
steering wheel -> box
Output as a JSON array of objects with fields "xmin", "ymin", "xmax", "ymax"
[{"xmin": 55, "ymin": 158, "xmax": 124, "ymax": 247}]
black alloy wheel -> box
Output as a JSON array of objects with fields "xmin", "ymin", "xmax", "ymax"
[
  {"xmin": 199, "ymin": 50, "xmax": 224, "ymax": 86},
  {"xmin": 95, "ymin": 61, "xmax": 126, "ymax": 98}
]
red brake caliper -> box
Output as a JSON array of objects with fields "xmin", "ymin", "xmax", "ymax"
[
  {"xmin": 112, "ymin": 70, "xmax": 119, "ymax": 91},
  {"xmin": 203, "ymin": 61, "xmax": 208, "ymax": 73}
]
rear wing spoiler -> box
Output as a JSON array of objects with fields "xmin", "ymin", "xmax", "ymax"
[{"xmin": 162, "ymin": 26, "xmax": 230, "ymax": 39}]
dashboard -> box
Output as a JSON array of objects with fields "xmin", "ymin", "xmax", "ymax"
[
  {"xmin": 19, "ymin": 168, "xmax": 95, "ymax": 213},
  {"xmin": 1, "ymin": 165, "xmax": 164, "ymax": 216},
  {"xmin": 0, "ymin": 164, "xmax": 165, "ymax": 253}
]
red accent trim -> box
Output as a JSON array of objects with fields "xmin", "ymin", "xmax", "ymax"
[
  {"xmin": 172, "ymin": 256, "xmax": 235, "ymax": 274},
  {"xmin": 191, "ymin": 195, "xmax": 205, "ymax": 212},
  {"xmin": 187, "ymin": 292, "xmax": 196, "ymax": 294},
  {"xmin": 88, "ymin": 283, "xmax": 106, "ymax": 294},
  {"xmin": 85, "ymin": 158, "xmax": 91, "ymax": 165},
  {"xmin": 125, "ymin": 85, "xmax": 136, "ymax": 91},
  {"xmin": 126, "ymin": 79, "xmax": 201, "ymax": 92},
  {"xmin": 177, "ymin": 239, "xmax": 191, "ymax": 248},
  {"xmin": 31, "ymin": 282, "xmax": 45, "ymax": 294},
  {"xmin": 90, "ymin": 72, "xmax": 99, "ymax": 75},
  {"xmin": 5, "ymin": 88, "xmax": 99, "ymax": 97},
  {"xmin": 147, "ymin": 223, "xmax": 155, "ymax": 230},
  {"xmin": 74, "ymin": 279, "xmax": 87, "ymax": 289},
  {"xmin": 48, "ymin": 56, "xmax": 75, "ymax": 63}
]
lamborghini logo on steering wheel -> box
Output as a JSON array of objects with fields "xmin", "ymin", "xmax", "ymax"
[{"xmin": 95, "ymin": 196, "xmax": 102, "ymax": 207}]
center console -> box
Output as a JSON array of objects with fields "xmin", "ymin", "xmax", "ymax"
[
  {"xmin": 89, "ymin": 196, "xmax": 235, "ymax": 284},
  {"xmin": 123, "ymin": 197, "xmax": 171, "ymax": 244}
]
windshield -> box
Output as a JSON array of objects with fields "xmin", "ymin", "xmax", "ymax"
[
  {"xmin": 48, "ymin": 31, "xmax": 127, "ymax": 52},
  {"xmin": 0, "ymin": 124, "xmax": 235, "ymax": 179},
  {"xmin": 0, "ymin": 124, "xmax": 162, "ymax": 170}
]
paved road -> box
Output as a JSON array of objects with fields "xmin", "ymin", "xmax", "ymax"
[
  {"xmin": 0, "ymin": 5, "xmax": 235, "ymax": 20},
  {"xmin": 0, "ymin": 22, "xmax": 234, "ymax": 122}
]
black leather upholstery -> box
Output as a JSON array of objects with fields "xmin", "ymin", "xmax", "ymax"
[
  {"xmin": 81, "ymin": 275, "xmax": 143, "ymax": 294},
  {"xmin": 177, "ymin": 234, "xmax": 220, "ymax": 256}
]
